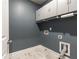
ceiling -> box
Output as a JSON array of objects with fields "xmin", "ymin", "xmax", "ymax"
[{"xmin": 31, "ymin": 0, "xmax": 48, "ymax": 5}]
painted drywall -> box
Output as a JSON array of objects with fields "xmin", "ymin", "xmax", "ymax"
[
  {"xmin": 37, "ymin": 15, "xmax": 77, "ymax": 59},
  {"xmin": 37, "ymin": 16, "xmax": 77, "ymax": 35},
  {"xmin": 9, "ymin": 0, "xmax": 42, "ymax": 53}
]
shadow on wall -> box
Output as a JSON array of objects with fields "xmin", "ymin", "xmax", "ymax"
[{"xmin": 37, "ymin": 15, "xmax": 77, "ymax": 36}]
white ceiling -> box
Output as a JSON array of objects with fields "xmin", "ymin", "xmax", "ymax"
[{"xmin": 31, "ymin": 0, "xmax": 47, "ymax": 5}]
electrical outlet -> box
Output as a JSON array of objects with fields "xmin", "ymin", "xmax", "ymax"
[
  {"xmin": 58, "ymin": 35, "xmax": 63, "ymax": 39},
  {"xmin": 49, "ymin": 27, "xmax": 52, "ymax": 31}
]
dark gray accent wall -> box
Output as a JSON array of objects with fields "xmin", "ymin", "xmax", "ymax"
[
  {"xmin": 9, "ymin": 0, "xmax": 42, "ymax": 53},
  {"xmin": 37, "ymin": 16, "xmax": 77, "ymax": 59},
  {"xmin": 37, "ymin": 16, "xmax": 77, "ymax": 36},
  {"xmin": 40, "ymin": 32, "xmax": 77, "ymax": 59}
]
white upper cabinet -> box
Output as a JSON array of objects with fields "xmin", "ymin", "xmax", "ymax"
[
  {"xmin": 36, "ymin": 6, "xmax": 46, "ymax": 21},
  {"xmin": 40, "ymin": 5, "xmax": 48, "ymax": 20},
  {"xmin": 69, "ymin": 0, "xmax": 77, "ymax": 12},
  {"xmin": 36, "ymin": 8, "xmax": 44, "ymax": 21},
  {"xmin": 36, "ymin": 0, "xmax": 57, "ymax": 21},
  {"xmin": 57, "ymin": 0, "xmax": 77, "ymax": 15},
  {"xmin": 36, "ymin": 0, "xmax": 77, "ymax": 21},
  {"xmin": 36, "ymin": 9, "xmax": 41, "ymax": 21},
  {"xmin": 45, "ymin": 0, "xmax": 57, "ymax": 18},
  {"xmin": 57, "ymin": 0, "xmax": 69, "ymax": 15}
]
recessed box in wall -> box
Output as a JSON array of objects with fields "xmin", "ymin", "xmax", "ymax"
[{"xmin": 59, "ymin": 41, "xmax": 70, "ymax": 56}]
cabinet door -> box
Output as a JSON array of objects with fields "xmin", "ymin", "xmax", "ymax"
[
  {"xmin": 36, "ymin": 7, "xmax": 46, "ymax": 21},
  {"xmin": 69, "ymin": 0, "xmax": 77, "ymax": 12},
  {"xmin": 48, "ymin": 0, "xmax": 57, "ymax": 18},
  {"xmin": 57, "ymin": 0, "xmax": 69, "ymax": 15},
  {"xmin": 36, "ymin": 0, "xmax": 57, "ymax": 21},
  {"xmin": 40, "ymin": 0, "xmax": 57, "ymax": 20},
  {"xmin": 40, "ymin": 6, "xmax": 47, "ymax": 20},
  {"xmin": 42, "ymin": 4, "xmax": 50, "ymax": 19},
  {"xmin": 36, "ymin": 5, "xmax": 50, "ymax": 21},
  {"xmin": 36, "ymin": 9, "xmax": 40, "ymax": 21},
  {"xmin": 36, "ymin": 8, "xmax": 43, "ymax": 21}
]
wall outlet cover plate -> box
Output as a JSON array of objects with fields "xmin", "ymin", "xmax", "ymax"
[{"xmin": 58, "ymin": 35, "xmax": 63, "ymax": 39}]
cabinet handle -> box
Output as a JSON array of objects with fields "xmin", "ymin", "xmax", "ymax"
[
  {"xmin": 67, "ymin": 0, "xmax": 69, "ymax": 4},
  {"xmin": 69, "ymin": 0, "xmax": 71, "ymax": 4},
  {"xmin": 67, "ymin": 0, "xmax": 71, "ymax": 4},
  {"xmin": 48, "ymin": 8, "xmax": 51, "ymax": 12}
]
